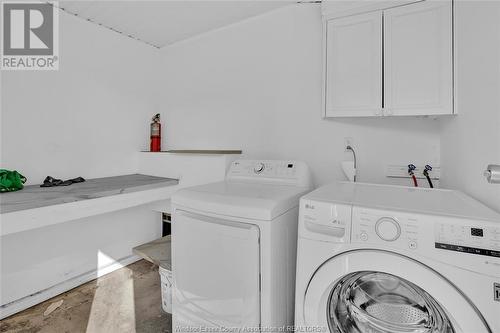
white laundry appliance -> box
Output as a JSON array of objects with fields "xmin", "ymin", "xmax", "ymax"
[
  {"xmin": 295, "ymin": 182, "xmax": 500, "ymax": 333},
  {"xmin": 171, "ymin": 160, "xmax": 312, "ymax": 331}
]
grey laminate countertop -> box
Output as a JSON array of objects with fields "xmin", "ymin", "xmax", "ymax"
[{"xmin": 0, "ymin": 174, "xmax": 179, "ymax": 214}]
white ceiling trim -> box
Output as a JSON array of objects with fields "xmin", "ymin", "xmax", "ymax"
[
  {"xmin": 52, "ymin": 1, "xmax": 311, "ymax": 49},
  {"xmin": 50, "ymin": 2, "xmax": 160, "ymax": 48}
]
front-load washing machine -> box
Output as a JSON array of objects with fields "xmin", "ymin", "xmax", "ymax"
[
  {"xmin": 171, "ymin": 160, "xmax": 312, "ymax": 332},
  {"xmin": 295, "ymin": 182, "xmax": 500, "ymax": 333}
]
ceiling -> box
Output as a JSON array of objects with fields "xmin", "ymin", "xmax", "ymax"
[{"xmin": 58, "ymin": 1, "xmax": 296, "ymax": 48}]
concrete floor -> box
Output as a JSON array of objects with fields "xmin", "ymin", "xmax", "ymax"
[{"xmin": 0, "ymin": 260, "xmax": 172, "ymax": 333}]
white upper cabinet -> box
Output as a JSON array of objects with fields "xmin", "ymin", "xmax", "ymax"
[
  {"xmin": 325, "ymin": 12, "xmax": 383, "ymax": 117},
  {"xmin": 384, "ymin": 1, "xmax": 453, "ymax": 116},
  {"xmin": 323, "ymin": 0, "xmax": 454, "ymax": 117}
]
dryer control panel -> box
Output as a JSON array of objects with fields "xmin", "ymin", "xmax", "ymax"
[
  {"xmin": 435, "ymin": 223, "xmax": 500, "ymax": 258},
  {"xmin": 227, "ymin": 160, "xmax": 312, "ymax": 187}
]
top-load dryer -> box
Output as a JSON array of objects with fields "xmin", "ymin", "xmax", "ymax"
[{"xmin": 171, "ymin": 160, "xmax": 312, "ymax": 332}]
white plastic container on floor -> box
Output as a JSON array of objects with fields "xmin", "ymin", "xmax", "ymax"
[{"xmin": 159, "ymin": 266, "xmax": 173, "ymax": 313}]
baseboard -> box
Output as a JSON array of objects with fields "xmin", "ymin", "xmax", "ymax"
[{"xmin": 0, "ymin": 254, "xmax": 141, "ymax": 320}]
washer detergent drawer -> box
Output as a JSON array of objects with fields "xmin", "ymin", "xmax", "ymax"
[{"xmin": 172, "ymin": 209, "xmax": 261, "ymax": 329}]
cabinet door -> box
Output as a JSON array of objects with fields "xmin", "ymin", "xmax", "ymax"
[
  {"xmin": 384, "ymin": 1, "xmax": 453, "ymax": 116},
  {"xmin": 325, "ymin": 11, "xmax": 383, "ymax": 117}
]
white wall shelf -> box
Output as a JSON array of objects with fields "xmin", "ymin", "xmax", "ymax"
[
  {"xmin": 133, "ymin": 235, "xmax": 171, "ymax": 270},
  {"xmin": 140, "ymin": 150, "xmax": 242, "ymax": 155}
]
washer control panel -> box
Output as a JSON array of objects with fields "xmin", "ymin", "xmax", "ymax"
[
  {"xmin": 352, "ymin": 206, "xmax": 500, "ymax": 260},
  {"xmin": 375, "ymin": 217, "xmax": 401, "ymax": 241},
  {"xmin": 435, "ymin": 223, "xmax": 500, "ymax": 258},
  {"xmin": 352, "ymin": 207, "xmax": 420, "ymax": 250}
]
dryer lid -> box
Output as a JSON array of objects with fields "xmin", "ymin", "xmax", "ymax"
[{"xmin": 172, "ymin": 181, "xmax": 311, "ymax": 220}]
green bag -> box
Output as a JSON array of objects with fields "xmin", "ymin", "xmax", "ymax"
[{"xmin": 0, "ymin": 169, "xmax": 27, "ymax": 192}]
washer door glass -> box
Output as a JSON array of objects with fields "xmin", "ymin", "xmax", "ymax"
[{"xmin": 328, "ymin": 271, "xmax": 454, "ymax": 333}]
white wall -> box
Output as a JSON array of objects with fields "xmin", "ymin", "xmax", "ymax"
[
  {"xmin": 1, "ymin": 204, "xmax": 161, "ymax": 317},
  {"xmin": 138, "ymin": 153, "xmax": 238, "ymax": 187},
  {"xmin": 440, "ymin": 1, "xmax": 500, "ymax": 212},
  {"xmin": 159, "ymin": 4, "xmax": 441, "ymax": 187},
  {"xmin": 1, "ymin": 11, "xmax": 160, "ymax": 185},
  {"xmin": 6, "ymin": 2, "xmax": 496, "ymax": 208}
]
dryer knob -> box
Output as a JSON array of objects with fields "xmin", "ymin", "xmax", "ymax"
[
  {"xmin": 375, "ymin": 217, "xmax": 401, "ymax": 242},
  {"xmin": 254, "ymin": 163, "xmax": 265, "ymax": 174}
]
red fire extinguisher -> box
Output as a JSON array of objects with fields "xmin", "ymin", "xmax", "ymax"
[{"xmin": 150, "ymin": 114, "xmax": 161, "ymax": 152}]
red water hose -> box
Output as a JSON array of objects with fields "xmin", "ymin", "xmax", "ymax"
[
  {"xmin": 411, "ymin": 174, "xmax": 418, "ymax": 187},
  {"xmin": 408, "ymin": 164, "xmax": 418, "ymax": 187}
]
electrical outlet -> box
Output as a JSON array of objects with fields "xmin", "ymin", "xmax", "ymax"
[{"xmin": 386, "ymin": 165, "xmax": 440, "ymax": 180}]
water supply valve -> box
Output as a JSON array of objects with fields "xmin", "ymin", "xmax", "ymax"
[
  {"xmin": 423, "ymin": 165, "xmax": 434, "ymax": 188},
  {"xmin": 408, "ymin": 164, "xmax": 418, "ymax": 187}
]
